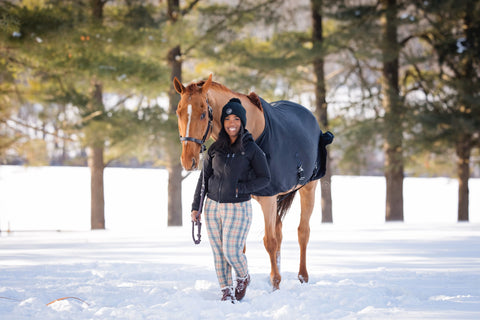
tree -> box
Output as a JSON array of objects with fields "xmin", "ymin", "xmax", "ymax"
[
  {"xmin": 165, "ymin": 0, "xmax": 186, "ymax": 227},
  {"xmin": 380, "ymin": 0, "xmax": 404, "ymax": 221},
  {"xmin": 410, "ymin": 0, "xmax": 480, "ymax": 221},
  {"xmin": 3, "ymin": 0, "xmax": 169, "ymax": 229},
  {"xmin": 0, "ymin": 1, "xmax": 51, "ymax": 164},
  {"xmin": 330, "ymin": 0, "xmax": 415, "ymax": 221},
  {"xmin": 311, "ymin": 0, "xmax": 333, "ymax": 222},
  {"xmin": 81, "ymin": 0, "xmax": 169, "ymax": 229}
]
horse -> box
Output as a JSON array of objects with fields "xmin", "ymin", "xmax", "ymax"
[{"xmin": 173, "ymin": 74, "xmax": 333, "ymax": 290}]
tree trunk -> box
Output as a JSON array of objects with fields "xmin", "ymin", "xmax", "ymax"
[
  {"xmin": 89, "ymin": 146, "xmax": 105, "ymax": 229},
  {"xmin": 381, "ymin": 0, "xmax": 404, "ymax": 221},
  {"xmin": 455, "ymin": 2, "xmax": 475, "ymax": 222},
  {"xmin": 87, "ymin": 80, "xmax": 106, "ymax": 229},
  {"xmin": 87, "ymin": 0, "xmax": 106, "ymax": 231},
  {"xmin": 166, "ymin": 46, "xmax": 183, "ymax": 226},
  {"xmin": 456, "ymin": 135, "xmax": 471, "ymax": 221},
  {"xmin": 320, "ymin": 161, "xmax": 333, "ymax": 223},
  {"xmin": 168, "ymin": 46, "xmax": 182, "ymax": 114},
  {"xmin": 167, "ymin": 151, "xmax": 183, "ymax": 226},
  {"xmin": 166, "ymin": 0, "xmax": 184, "ymax": 226},
  {"xmin": 311, "ymin": 0, "xmax": 333, "ymax": 223},
  {"xmin": 91, "ymin": 0, "xmax": 105, "ymax": 21}
]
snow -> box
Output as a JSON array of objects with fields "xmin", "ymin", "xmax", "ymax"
[{"xmin": 1, "ymin": 166, "xmax": 480, "ymax": 319}]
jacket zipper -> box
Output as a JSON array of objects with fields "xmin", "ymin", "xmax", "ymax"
[
  {"xmin": 218, "ymin": 153, "xmax": 231, "ymax": 202},
  {"xmin": 231, "ymin": 153, "xmax": 238, "ymax": 198}
]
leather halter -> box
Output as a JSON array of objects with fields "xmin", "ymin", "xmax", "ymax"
[{"xmin": 179, "ymin": 98, "xmax": 213, "ymax": 152}]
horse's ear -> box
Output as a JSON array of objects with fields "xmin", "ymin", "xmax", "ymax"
[
  {"xmin": 173, "ymin": 77, "xmax": 185, "ymax": 94},
  {"xmin": 202, "ymin": 74, "xmax": 213, "ymax": 93}
]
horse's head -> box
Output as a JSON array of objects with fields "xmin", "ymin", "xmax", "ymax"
[{"xmin": 173, "ymin": 74, "xmax": 213, "ymax": 171}]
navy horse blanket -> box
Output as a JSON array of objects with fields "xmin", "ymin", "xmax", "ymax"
[{"xmin": 253, "ymin": 97, "xmax": 333, "ymax": 197}]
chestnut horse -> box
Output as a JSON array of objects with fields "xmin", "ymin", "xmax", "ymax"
[{"xmin": 173, "ymin": 74, "xmax": 332, "ymax": 290}]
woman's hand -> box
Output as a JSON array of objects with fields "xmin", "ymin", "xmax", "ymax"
[{"xmin": 191, "ymin": 210, "xmax": 201, "ymax": 222}]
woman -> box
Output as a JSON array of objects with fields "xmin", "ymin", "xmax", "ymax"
[{"xmin": 191, "ymin": 98, "xmax": 271, "ymax": 303}]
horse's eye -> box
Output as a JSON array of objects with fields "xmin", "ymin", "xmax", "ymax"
[{"xmin": 200, "ymin": 112, "xmax": 206, "ymax": 120}]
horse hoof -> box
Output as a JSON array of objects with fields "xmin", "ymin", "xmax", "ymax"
[
  {"xmin": 271, "ymin": 276, "xmax": 281, "ymax": 290},
  {"xmin": 298, "ymin": 274, "xmax": 309, "ymax": 283}
]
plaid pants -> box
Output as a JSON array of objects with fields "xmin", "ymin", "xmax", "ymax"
[{"xmin": 204, "ymin": 197, "xmax": 252, "ymax": 288}]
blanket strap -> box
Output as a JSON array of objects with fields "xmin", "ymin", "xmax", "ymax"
[{"xmin": 277, "ymin": 153, "xmax": 306, "ymax": 204}]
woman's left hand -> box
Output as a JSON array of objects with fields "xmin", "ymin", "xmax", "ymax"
[{"xmin": 191, "ymin": 210, "xmax": 201, "ymax": 222}]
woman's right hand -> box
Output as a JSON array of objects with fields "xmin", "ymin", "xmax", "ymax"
[{"xmin": 191, "ymin": 210, "xmax": 201, "ymax": 222}]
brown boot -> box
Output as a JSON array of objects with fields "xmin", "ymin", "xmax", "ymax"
[
  {"xmin": 235, "ymin": 273, "xmax": 250, "ymax": 301},
  {"xmin": 221, "ymin": 287, "xmax": 235, "ymax": 303}
]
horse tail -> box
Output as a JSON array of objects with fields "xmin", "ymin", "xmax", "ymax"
[{"xmin": 277, "ymin": 191, "xmax": 297, "ymax": 221}]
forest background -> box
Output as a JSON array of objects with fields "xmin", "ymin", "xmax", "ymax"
[{"xmin": 1, "ymin": 0, "xmax": 479, "ymax": 228}]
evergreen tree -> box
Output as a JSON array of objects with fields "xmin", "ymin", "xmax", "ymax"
[
  {"xmin": 410, "ymin": 0, "xmax": 480, "ymax": 221},
  {"xmin": 380, "ymin": 0, "xmax": 404, "ymax": 221},
  {"xmin": 330, "ymin": 0, "xmax": 425, "ymax": 221},
  {"xmin": 311, "ymin": 0, "xmax": 333, "ymax": 222},
  {"xmin": 2, "ymin": 0, "xmax": 169, "ymax": 229},
  {"xmin": 164, "ymin": 0, "xmax": 192, "ymax": 227}
]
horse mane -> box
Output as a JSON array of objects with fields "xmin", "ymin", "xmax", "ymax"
[
  {"xmin": 247, "ymin": 92, "xmax": 263, "ymax": 112},
  {"xmin": 188, "ymin": 80, "xmax": 263, "ymax": 112},
  {"xmin": 183, "ymin": 80, "xmax": 209, "ymax": 94}
]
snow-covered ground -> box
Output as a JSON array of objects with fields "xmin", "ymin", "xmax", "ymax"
[{"xmin": 1, "ymin": 166, "xmax": 479, "ymax": 319}]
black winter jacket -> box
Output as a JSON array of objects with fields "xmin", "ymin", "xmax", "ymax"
[{"xmin": 192, "ymin": 131, "xmax": 271, "ymax": 211}]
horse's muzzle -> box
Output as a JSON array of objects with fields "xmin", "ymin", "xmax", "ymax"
[{"xmin": 181, "ymin": 155, "xmax": 198, "ymax": 171}]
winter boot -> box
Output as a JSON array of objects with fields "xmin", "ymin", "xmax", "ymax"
[
  {"xmin": 221, "ymin": 286, "xmax": 236, "ymax": 303},
  {"xmin": 235, "ymin": 273, "xmax": 250, "ymax": 301}
]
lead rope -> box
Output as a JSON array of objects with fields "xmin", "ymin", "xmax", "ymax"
[
  {"xmin": 191, "ymin": 97, "xmax": 213, "ymax": 245},
  {"xmin": 192, "ymin": 149, "xmax": 206, "ymax": 245}
]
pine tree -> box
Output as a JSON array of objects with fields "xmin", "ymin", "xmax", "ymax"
[
  {"xmin": 311, "ymin": 0, "xmax": 333, "ymax": 222},
  {"xmin": 3, "ymin": 0, "xmax": 169, "ymax": 229},
  {"xmin": 165, "ymin": 0, "xmax": 190, "ymax": 227},
  {"xmin": 330, "ymin": 0, "xmax": 421, "ymax": 221},
  {"xmin": 410, "ymin": 0, "xmax": 480, "ymax": 221},
  {"xmin": 380, "ymin": 0, "xmax": 404, "ymax": 221}
]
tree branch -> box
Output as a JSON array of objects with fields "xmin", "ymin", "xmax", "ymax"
[
  {"xmin": 181, "ymin": 0, "xmax": 201, "ymax": 16},
  {"xmin": 400, "ymin": 35, "xmax": 414, "ymax": 47},
  {"xmin": 0, "ymin": 118, "xmax": 76, "ymax": 141},
  {"xmin": 183, "ymin": 0, "xmax": 279, "ymax": 56}
]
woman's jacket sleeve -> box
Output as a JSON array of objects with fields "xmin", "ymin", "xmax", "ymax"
[
  {"xmin": 237, "ymin": 144, "xmax": 271, "ymax": 195},
  {"xmin": 191, "ymin": 150, "xmax": 213, "ymax": 212}
]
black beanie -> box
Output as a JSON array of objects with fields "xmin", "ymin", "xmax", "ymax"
[{"xmin": 221, "ymin": 98, "xmax": 247, "ymax": 128}]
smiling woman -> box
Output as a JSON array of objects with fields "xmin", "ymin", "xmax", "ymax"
[
  {"xmin": 221, "ymin": 98, "xmax": 246, "ymax": 144},
  {"xmin": 190, "ymin": 98, "xmax": 271, "ymax": 302},
  {"xmin": 224, "ymin": 114, "xmax": 241, "ymax": 139}
]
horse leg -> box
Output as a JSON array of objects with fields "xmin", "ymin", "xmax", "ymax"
[
  {"xmin": 275, "ymin": 212, "xmax": 283, "ymax": 274},
  {"xmin": 297, "ymin": 180, "xmax": 318, "ymax": 283},
  {"xmin": 257, "ymin": 195, "xmax": 281, "ymax": 290}
]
